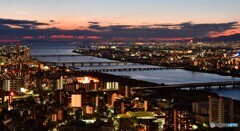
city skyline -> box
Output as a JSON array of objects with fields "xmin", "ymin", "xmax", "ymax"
[
  {"xmin": 1, "ymin": 1, "xmax": 240, "ymax": 130},
  {"xmin": 1, "ymin": 0, "xmax": 240, "ymax": 42}
]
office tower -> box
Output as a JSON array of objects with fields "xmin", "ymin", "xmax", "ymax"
[
  {"xmin": 56, "ymin": 76, "xmax": 63, "ymax": 90},
  {"xmin": 3, "ymin": 79, "xmax": 10, "ymax": 91},
  {"xmin": 164, "ymin": 107, "xmax": 192, "ymax": 131},
  {"xmin": 209, "ymin": 96, "xmax": 234, "ymax": 123}
]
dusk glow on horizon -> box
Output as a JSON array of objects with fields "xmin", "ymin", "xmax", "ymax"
[
  {"xmin": 1, "ymin": 0, "xmax": 240, "ymax": 42},
  {"xmin": 1, "ymin": 1, "xmax": 240, "ymax": 130}
]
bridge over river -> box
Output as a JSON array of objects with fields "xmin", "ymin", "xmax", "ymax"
[
  {"xmin": 78, "ymin": 81, "xmax": 240, "ymax": 94},
  {"xmin": 42, "ymin": 60, "xmax": 183, "ymax": 72},
  {"xmin": 31, "ymin": 54, "xmax": 81, "ymax": 57},
  {"xmin": 132, "ymin": 81, "xmax": 240, "ymax": 91}
]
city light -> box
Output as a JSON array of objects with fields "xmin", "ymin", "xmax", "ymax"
[
  {"xmin": 10, "ymin": 92, "xmax": 14, "ymax": 96},
  {"xmin": 1, "ymin": 1, "xmax": 240, "ymax": 130}
]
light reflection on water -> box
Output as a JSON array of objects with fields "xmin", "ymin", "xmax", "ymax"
[
  {"xmin": 105, "ymin": 69, "xmax": 240, "ymax": 85},
  {"xmin": 30, "ymin": 46, "xmax": 240, "ymax": 100}
]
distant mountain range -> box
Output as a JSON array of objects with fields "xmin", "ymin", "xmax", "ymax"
[
  {"xmin": 194, "ymin": 33, "xmax": 240, "ymax": 42},
  {"xmin": 2, "ymin": 33, "xmax": 240, "ymax": 44}
]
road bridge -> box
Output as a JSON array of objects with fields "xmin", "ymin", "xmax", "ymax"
[
  {"xmin": 77, "ymin": 67, "xmax": 181, "ymax": 72},
  {"xmin": 45, "ymin": 61, "xmax": 128, "ymax": 67},
  {"xmin": 132, "ymin": 81, "xmax": 240, "ymax": 91},
  {"xmin": 31, "ymin": 54, "xmax": 81, "ymax": 57}
]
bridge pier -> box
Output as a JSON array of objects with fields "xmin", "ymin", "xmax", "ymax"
[
  {"xmin": 204, "ymin": 86, "xmax": 212, "ymax": 90},
  {"xmin": 131, "ymin": 81, "xmax": 240, "ymax": 91},
  {"xmin": 219, "ymin": 85, "xmax": 222, "ymax": 90},
  {"xmin": 190, "ymin": 87, "xmax": 196, "ymax": 91},
  {"xmin": 219, "ymin": 85, "xmax": 226, "ymax": 90},
  {"xmin": 223, "ymin": 85, "xmax": 226, "ymax": 89},
  {"xmin": 234, "ymin": 84, "xmax": 240, "ymax": 89}
]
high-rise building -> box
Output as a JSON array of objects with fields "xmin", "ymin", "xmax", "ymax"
[
  {"xmin": 192, "ymin": 102, "xmax": 208, "ymax": 115},
  {"xmin": 192, "ymin": 101, "xmax": 209, "ymax": 124},
  {"xmin": 144, "ymin": 101, "xmax": 148, "ymax": 111},
  {"xmin": 3, "ymin": 79, "xmax": 10, "ymax": 91},
  {"xmin": 95, "ymin": 95, "xmax": 99, "ymax": 107},
  {"xmin": 10, "ymin": 78, "xmax": 24, "ymax": 91},
  {"xmin": 85, "ymin": 105, "xmax": 94, "ymax": 114},
  {"xmin": 118, "ymin": 86, "xmax": 130, "ymax": 98},
  {"xmin": 110, "ymin": 93, "xmax": 120, "ymax": 106},
  {"xmin": 114, "ymin": 99, "xmax": 125, "ymax": 115},
  {"xmin": 209, "ymin": 96, "xmax": 234, "ymax": 123},
  {"xmin": 164, "ymin": 107, "xmax": 192, "ymax": 131},
  {"xmin": 71, "ymin": 94, "xmax": 82, "ymax": 107},
  {"xmin": 114, "ymin": 98, "xmax": 133, "ymax": 115},
  {"xmin": 56, "ymin": 76, "xmax": 63, "ymax": 90},
  {"xmin": 55, "ymin": 90, "xmax": 62, "ymax": 104}
]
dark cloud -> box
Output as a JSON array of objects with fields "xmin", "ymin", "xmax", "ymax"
[
  {"xmin": 88, "ymin": 21, "xmax": 100, "ymax": 25},
  {"xmin": 86, "ymin": 21, "xmax": 238, "ymax": 39},
  {"xmin": 49, "ymin": 20, "xmax": 60, "ymax": 24},
  {"xmin": 89, "ymin": 24, "xmax": 109, "ymax": 31},
  {"xmin": 0, "ymin": 18, "xmax": 48, "ymax": 29},
  {"xmin": 154, "ymin": 22, "xmax": 238, "ymax": 31},
  {"xmin": 109, "ymin": 25, "xmax": 132, "ymax": 31},
  {"xmin": 0, "ymin": 18, "xmax": 239, "ymax": 42}
]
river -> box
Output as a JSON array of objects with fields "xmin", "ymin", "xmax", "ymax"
[{"xmin": 30, "ymin": 44, "xmax": 240, "ymax": 100}]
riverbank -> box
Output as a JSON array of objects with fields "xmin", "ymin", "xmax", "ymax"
[
  {"xmin": 184, "ymin": 67, "xmax": 240, "ymax": 78},
  {"xmin": 72, "ymin": 71, "xmax": 160, "ymax": 87}
]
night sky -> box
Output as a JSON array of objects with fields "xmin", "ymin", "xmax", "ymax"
[{"xmin": 0, "ymin": 0, "xmax": 240, "ymax": 42}]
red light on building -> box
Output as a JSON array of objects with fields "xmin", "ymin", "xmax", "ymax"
[{"xmin": 10, "ymin": 92, "xmax": 14, "ymax": 96}]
